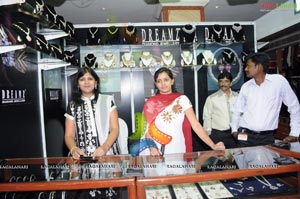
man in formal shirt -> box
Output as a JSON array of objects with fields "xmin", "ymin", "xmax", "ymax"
[
  {"xmin": 231, "ymin": 52, "xmax": 300, "ymax": 147},
  {"xmin": 203, "ymin": 71, "xmax": 239, "ymax": 148}
]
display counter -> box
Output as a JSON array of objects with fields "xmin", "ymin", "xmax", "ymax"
[
  {"xmin": 0, "ymin": 146, "xmax": 299, "ymax": 199},
  {"xmin": 0, "ymin": 155, "xmax": 137, "ymax": 199},
  {"xmin": 136, "ymin": 146, "xmax": 300, "ymax": 199}
]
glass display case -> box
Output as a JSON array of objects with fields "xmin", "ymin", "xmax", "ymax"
[
  {"xmin": 136, "ymin": 146, "xmax": 300, "ymax": 199},
  {"xmin": 0, "ymin": 146, "xmax": 299, "ymax": 199}
]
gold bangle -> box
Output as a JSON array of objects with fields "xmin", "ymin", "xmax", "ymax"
[{"xmin": 70, "ymin": 146, "xmax": 78, "ymax": 155}]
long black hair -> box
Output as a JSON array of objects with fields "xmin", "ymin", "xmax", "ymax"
[
  {"xmin": 154, "ymin": 67, "xmax": 177, "ymax": 94},
  {"xmin": 71, "ymin": 67, "xmax": 100, "ymax": 104}
]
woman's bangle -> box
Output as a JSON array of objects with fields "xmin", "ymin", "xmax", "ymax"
[{"xmin": 70, "ymin": 146, "xmax": 78, "ymax": 155}]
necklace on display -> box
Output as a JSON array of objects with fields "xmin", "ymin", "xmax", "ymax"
[
  {"xmin": 51, "ymin": 45, "xmax": 62, "ymax": 54},
  {"xmin": 13, "ymin": 23, "xmax": 32, "ymax": 42},
  {"xmin": 181, "ymin": 51, "xmax": 193, "ymax": 65},
  {"xmin": 35, "ymin": 0, "xmax": 45, "ymax": 15},
  {"xmin": 35, "ymin": 35, "xmax": 49, "ymax": 50},
  {"xmin": 213, "ymin": 25, "xmax": 222, "ymax": 37},
  {"xmin": 89, "ymin": 27, "xmax": 98, "ymax": 38},
  {"xmin": 64, "ymin": 51, "xmax": 74, "ymax": 61},
  {"xmin": 232, "ymin": 24, "xmax": 242, "ymax": 33},
  {"xmin": 229, "ymin": 187, "xmax": 244, "ymax": 193},
  {"xmin": 46, "ymin": 6, "xmax": 58, "ymax": 23},
  {"xmin": 223, "ymin": 50, "xmax": 233, "ymax": 59},
  {"xmin": 202, "ymin": 50, "xmax": 215, "ymax": 65},
  {"xmin": 85, "ymin": 54, "xmax": 96, "ymax": 66},
  {"xmin": 254, "ymin": 176, "xmax": 278, "ymax": 190},
  {"xmin": 126, "ymin": 27, "xmax": 135, "ymax": 37},
  {"xmin": 108, "ymin": 27, "xmax": 118, "ymax": 35},
  {"xmin": 103, "ymin": 53, "xmax": 115, "ymax": 67},
  {"xmin": 141, "ymin": 51, "xmax": 154, "ymax": 67},
  {"xmin": 66, "ymin": 22, "xmax": 75, "ymax": 36},
  {"xmin": 182, "ymin": 25, "xmax": 195, "ymax": 34},
  {"xmin": 122, "ymin": 52, "xmax": 134, "ymax": 67},
  {"xmin": 161, "ymin": 51, "xmax": 174, "ymax": 66}
]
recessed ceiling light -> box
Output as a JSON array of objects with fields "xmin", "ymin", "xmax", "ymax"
[
  {"xmin": 102, "ymin": 7, "xmax": 106, "ymax": 11},
  {"xmin": 215, "ymin": 5, "xmax": 219, "ymax": 8}
]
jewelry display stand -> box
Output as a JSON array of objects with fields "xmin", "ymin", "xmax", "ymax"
[
  {"xmin": 231, "ymin": 23, "xmax": 245, "ymax": 42},
  {"xmin": 222, "ymin": 49, "xmax": 235, "ymax": 64},
  {"xmin": 83, "ymin": 53, "xmax": 98, "ymax": 68},
  {"xmin": 86, "ymin": 27, "xmax": 101, "ymax": 45},
  {"xmin": 139, "ymin": 51, "xmax": 156, "ymax": 68},
  {"xmin": 123, "ymin": 25, "xmax": 138, "ymax": 44},
  {"xmin": 120, "ymin": 52, "xmax": 136, "ymax": 67},
  {"xmin": 211, "ymin": 24, "xmax": 224, "ymax": 43},
  {"xmin": 181, "ymin": 50, "xmax": 196, "ymax": 66},
  {"xmin": 179, "ymin": 24, "xmax": 196, "ymax": 43},
  {"xmin": 161, "ymin": 51, "xmax": 176, "ymax": 68}
]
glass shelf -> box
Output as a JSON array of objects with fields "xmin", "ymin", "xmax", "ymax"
[{"xmin": 0, "ymin": 45, "xmax": 26, "ymax": 54}]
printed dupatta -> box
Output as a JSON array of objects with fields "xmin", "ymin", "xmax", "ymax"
[{"xmin": 143, "ymin": 93, "xmax": 193, "ymax": 152}]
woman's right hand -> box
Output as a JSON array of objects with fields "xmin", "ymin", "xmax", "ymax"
[
  {"xmin": 212, "ymin": 142, "xmax": 225, "ymax": 151},
  {"xmin": 71, "ymin": 147, "xmax": 86, "ymax": 159}
]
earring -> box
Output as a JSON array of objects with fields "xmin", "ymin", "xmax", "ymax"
[{"xmin": 94, "ymin": 85, "xmax": 98, "ymax": 89}]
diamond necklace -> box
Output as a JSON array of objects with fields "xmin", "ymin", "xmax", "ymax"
[
  {"xmin": 213, "ymin": 25, "xmax": 222, "ymax": 37},
  {"xmin": 232, "ymin": 24, "xmax": 242, "ymax": 33},
  {"xmin": 89, "ymin": 27, "xmax": 98, "ymax": 38},
  {"xmin": 254, "ymin": 176, "xmax": 278, "ymax": 190}
]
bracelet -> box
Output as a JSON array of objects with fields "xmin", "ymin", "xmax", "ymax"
[{"xmin": 70, "ymin": 146, "xmax": 78, "ymax": 155}]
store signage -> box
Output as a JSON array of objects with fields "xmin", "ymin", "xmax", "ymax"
[
  {"xmin": 1, "ymin": 88, "xmax": 27, "ymax": 104},
  {"xmin": 141, "ymin": 26, "xmax": 181, "ymax": 45}
]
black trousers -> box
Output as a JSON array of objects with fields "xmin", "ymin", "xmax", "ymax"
[
  {"xmin": 210, "ymin": 129, "xmax": 237, "ymax": 149},
  {"xmin": 236, "ymin": 128, "xmax": 275, "ymax": 148}
]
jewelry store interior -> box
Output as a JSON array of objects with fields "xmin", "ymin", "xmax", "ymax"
[{"xmin": 1, "ymin": 0, "xmax": 300, "ymax": 198}]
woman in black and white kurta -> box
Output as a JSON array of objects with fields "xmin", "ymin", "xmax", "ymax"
[
  {"xmin": 64, "ymin": 67, "xmax": 120, "ymax": 199},
  {"xmin": 65, "ymin": 67, "xmax": 120, "ymax": 159}
]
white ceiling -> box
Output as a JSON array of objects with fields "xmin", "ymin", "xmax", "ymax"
[{"xmin": 54, "ymin": 0, "xmax": 288, "ymax": 25}]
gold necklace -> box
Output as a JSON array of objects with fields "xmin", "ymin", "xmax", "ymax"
[
  {"xmin": 125, "ymin": 26, "xmax": 135, "ymax": 36},
  {"xmin": 103, "ymin": 52, "xmax": 115, "ymax": 67},
  {"xmin": 181, "ymin": 51, "xmax": 193, "ymax": 65},
  {"xmin": 107, "ymin": 26, "xmax": 118, "ymax": 35},
  {"xmin": 35, "ymin": 35, "xmax": 49, "ymax": 50},
  {"xmin": 122, "ymin": 52, "xmax": 134, "ymax": 67},
  {"xmin": 13, "ymin": 23, "xmax": 32, "ymax": 42},
  {"xmin": 161, "ymin": 51, "xmax": 173, "ymax": 66}
]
